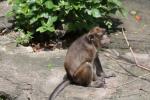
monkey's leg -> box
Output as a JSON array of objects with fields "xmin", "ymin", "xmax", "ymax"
[
  {"xmin": 94, "ymin": 53, "xmax": 116, "ymax": 78},
  {"xmin": 94, "ymin": 53, "xmax": 104, "ymax": 77},
  {"xmin": 73, "ymin": 62, "xmax": 104, "ymax": 87},
  {"xmin": 73, "ymin": 62, "xmax": 93, "ymax": 86}
]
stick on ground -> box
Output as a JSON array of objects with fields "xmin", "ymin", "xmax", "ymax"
[{"xmin": 121, "ymin": 27, "xmax": 150, "ymax": 72}]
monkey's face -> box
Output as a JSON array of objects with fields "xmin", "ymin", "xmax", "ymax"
[
  {"xmin": 100, "ymin": 34, "xmax": 110, "ymax": 47},
  {"xmin": 88, "ymin": 26, "xmax": 110, "ymax": 48}
]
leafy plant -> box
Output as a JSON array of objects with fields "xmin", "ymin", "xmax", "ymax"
[
  {"xmin": 47, "ymin": 63, "xmax": 53, "ymax": 69},
  {"xmin": 0, "ymin": 98, "xmax": 3, "ymax": 100},
  {"xmin": 16, "ymin": 31, "xmax": 33, "ymax": 45},
  {"xmin": 8, "ymin": 0, "xmax": 126, "ymax": 45}
]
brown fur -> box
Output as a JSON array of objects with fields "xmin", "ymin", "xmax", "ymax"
[{"xmin": 49, "ymin": 26, "xmax": 111, "ymax": 100}]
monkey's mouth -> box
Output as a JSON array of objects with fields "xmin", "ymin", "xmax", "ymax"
[{"xmin": 101, "ymin": 42, "xmax": 110, "ymax": 48}]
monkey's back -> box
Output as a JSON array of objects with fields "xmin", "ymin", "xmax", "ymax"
[{"xmin": 64, "ymin": 34, "xmax": 96, "ymax": 78}]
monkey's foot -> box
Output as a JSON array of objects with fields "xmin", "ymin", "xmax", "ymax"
[{"xmin": 90, "ymin": 77, "xmax": 105, "ymax": 88}]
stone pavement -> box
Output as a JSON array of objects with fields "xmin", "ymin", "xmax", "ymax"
[{"xmin": 0, "ymin": 0, "xmax": 150, "ymax": 100}]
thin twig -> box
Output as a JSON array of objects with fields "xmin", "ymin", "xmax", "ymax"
[
  {"xmin": 104, "ymin": 53, "xmax": 150, "ymax": 90},
  {"xmin": 105, "ymin": 29, "xmax": 150, "ymax": 89},
  {"xmin": 116, "ymin": 72, "xmax": 150, "ymax": 88},
  {"xmin": 104, "ymin": 53, "xmax": 150, "ymax": 89},
  {"xmin": 104, "ymin": 53, "xmax": 136, "ymax": 66},
  {"xmin": 121, "ymin": 27, "xmax": 150, "ymax": 72},
  {"xmin": 107, "ymin": 72, "xmax": 150, "ymax": 89},
  {"xmin": 121, "ymin": 28, "xmax": 138, "ymax": 64}
]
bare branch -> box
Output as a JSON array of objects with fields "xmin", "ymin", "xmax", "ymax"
[
  {"xmin": 121, "ymin": 27, "xmax": 150, "ymax": 72},
  {"xmin": 116, "ymin": 72, "xmax": 150, "ymax": 88}
]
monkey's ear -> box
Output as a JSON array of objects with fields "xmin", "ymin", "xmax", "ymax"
[{"xmin": 87, "ymin": 34, "xmax": 94, "ymax": 42}]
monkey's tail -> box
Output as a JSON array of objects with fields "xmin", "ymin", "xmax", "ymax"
[{"xmin": 49, "ymin": 79, "xmax": 70, "ymax": 100}]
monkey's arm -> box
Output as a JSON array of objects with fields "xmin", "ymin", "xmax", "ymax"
[
  {"xmin": 94, "ymin": 53, "xmax": 116, "ymax": 78},
  {"xmin": 94, "ymin": 53, "xmax": 104, "ymax": 76}
]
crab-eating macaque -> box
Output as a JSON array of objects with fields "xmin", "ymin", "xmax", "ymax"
[{"xmin": 49, "ymin": 26, "xmax": 113, "ymax": 100}]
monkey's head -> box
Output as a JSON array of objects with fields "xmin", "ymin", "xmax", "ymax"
[{"xmin": 87, "ymin": 26, "xmax": 110, "ymax": 48}]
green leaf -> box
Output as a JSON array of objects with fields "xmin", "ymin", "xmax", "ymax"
[
  {"xmin": 36, "ymin": 0, "xmax": 44, "ymax": 5},
  {"xmin": 47, "ymin": 63, "xmax": 53, "ymax": 69},
  {"xmin": 108, "ymin": 0, "xmax": 122, "ymax": 6},
  {"xmin": 104, "ymin": 20, "xmax": 112, "ymax": 29},
  {"xmin": 16, "ymin": 3, "xmax": 29, "ymax": 15},
  {"xmin": 47, "ymin": 16, "xmax": 57, "ymax": 26},
  {"xmin": 47, "ymin": 26, "xmax": 55, "ymax": 32},
  {"xmin": 40, "ymin": 13, "xmax": 49, "ymax": 18},
  {"xmin": 59, "ymin": 0, "xmax": 69, "ymax": 6},
  {"xmin": 119, "ymin": 8, "xmax": 128, "ymax": 17},
  {"xmin": 91, "ymin": 8, "xmax": 101, "ymax": 18},
  {"xmin": 13, "ymin": 0, "xmax": 20, "ymax": 4},
  {"xmin": 51, "ymin": 16, "xmax": 58, "ymax": 22},
  {"xmin": 44, "ymin": 1, "xmax": 55, "ymax": 9},
  {"xmin": 16, "ymin": 31, "xmax": 33, "ymax": 45},
  {"xmin": 27, "ymin": 0, "xmax": 36, "ymax": 4},
  {"xmin": 93, "ymin": 0, "xmax": 101, "ymax": 3},
  {"xmin": 86, "ymin": 9, "xmax": 92, "ymax": 15},
  {"xmin": 30, "ymin": 16, "xmax": 40, "ymax": 24},
  {"xmin": 6, "ymin": 11, "xmax": 15, "ymax": 17},
  {"xmin": 31, "ymin": 5, "xmax": 38, "ymax": 11},
  {"xmin": 36, "ymin": 26, "xmax": 47, "ymax": 33},
  {"xmin": 73, "ymin": 5, "xmax": 80, "ymax": 10}
]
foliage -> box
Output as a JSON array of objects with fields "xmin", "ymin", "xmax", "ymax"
[
  {"xmin": 16, "ymin": 30, "xmax": 33, "ymax": 45},
  {"xmin": 47, "ymin": 63, "xmax": 53, "ymax": 69},
  {"xmin": 8, "ymin": 0, "xmax": 126, "ymax": 45}
]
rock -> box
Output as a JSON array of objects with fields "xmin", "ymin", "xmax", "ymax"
[
  {"xmin": 0, "ymin": 48, "xmax": 119, "ymax": 100},
  {"xmin": 0, "ymin": 1, "xmax": 12, "ymax": 34},
  {"xmin": 121, "ymin": 52, "xmax": 150, "ymax": 66}
]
